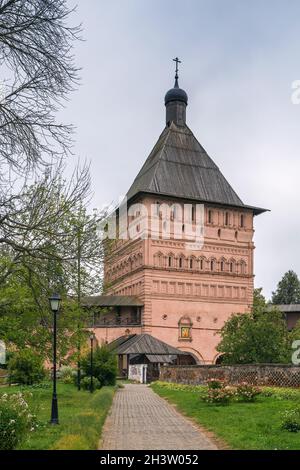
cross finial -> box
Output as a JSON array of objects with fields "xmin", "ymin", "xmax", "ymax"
[{"xmin": 173, "ymin": 57, "xmax": 181, "ymax": 87}]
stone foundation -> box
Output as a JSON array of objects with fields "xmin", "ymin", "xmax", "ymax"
[{"xmin": 160, "ymin": 364, "xmax": 300, "ymax": 388}]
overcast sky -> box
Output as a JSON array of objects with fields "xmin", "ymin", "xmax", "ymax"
[{"xmin": 63, "ymin": 0, "xmax": 300, "ymax": 300}]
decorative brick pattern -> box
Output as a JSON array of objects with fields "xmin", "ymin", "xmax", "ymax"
[{"xmin": 160, "ymin": 364, "xmax": 300, "ymax": 388}]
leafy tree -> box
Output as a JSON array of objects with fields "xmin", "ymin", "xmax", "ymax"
[
  {"xmin": 290, "ymin": 320, "xmax": 300, "ymax": 341},
  {"xmin": 272, "ymin": 271, "xmax": 300, "ymax": 305},
  {"xmin": 81, "ymin": 345, "xmax": 117, "ymax": 387},
  {"xmin": 253, "ymin": 287, "xmax": 267, "ymax": 309},
  {"xmin": 8, "ymin": 349, "xmax": 45, "ymax": 385},
  {"xmin": 217, "ymin": 299, "xmax": 290, "ymax": 364}
]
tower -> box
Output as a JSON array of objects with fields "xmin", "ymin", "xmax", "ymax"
[{"xmin": 101, "ymin": 61, "xmax": 267, "ymax": 364}]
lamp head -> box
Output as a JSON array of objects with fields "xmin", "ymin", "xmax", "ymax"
[{"xmin": 49, "ymin": 293, "xmax": 61, "ymax": 313}]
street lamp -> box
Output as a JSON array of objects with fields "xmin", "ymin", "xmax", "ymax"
[
  {"xmin": 90, "ymin": 333, "xmax": 95, "ymax": 393},
  {"xmin": 49, "ymin": 292, "xmax": 61, "ymax": 424}
]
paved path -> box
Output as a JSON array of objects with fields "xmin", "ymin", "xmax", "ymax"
[{"xmin": 100, "ymin": 384, "xmax": 217, "ymax": 450}]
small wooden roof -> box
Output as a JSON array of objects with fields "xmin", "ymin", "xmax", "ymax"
[
  {"xmin": 109, "ymin": 333, "xmax": 187, "ymax": 356},
  {"xmin": 81, "ymin": 295, "xmax": 143, "ymax": 307},
  {"xmin": 271, "ymin": 304, "xmax": 300, "ymax": 313}
]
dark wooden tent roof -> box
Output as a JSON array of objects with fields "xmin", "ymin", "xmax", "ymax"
[
  {"xmin": 81, "ymin": 295, "xmax": 143, "ymax": 307},
  {"xmin": 108, "ymin": 333, "xmax": 187, "ymax": 356},
  {"xmin": 126, "ymin": 122, "xmax": 267, "ymax": 215}
]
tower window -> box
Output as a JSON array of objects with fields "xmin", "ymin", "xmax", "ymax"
[
  {"xmin": 225, "ymin": 212, "xmax": 229, "ymax": 226},
  {"xmin": 155, "ymin": 202, "xmax": 160, "ymax": 216},
  {"xmin": 168, "ymin": 256, "xmax": 172, "ymax": 267},
  {"xmin": 189, "ymin": 258, "xmax": 193, "ymax": 269},
  {"xmin": 240, "ymin": 214, "xmax": 244, "ymax": 228},
  {"xmin": 230, "ymin": 262, "xmax": 233, "ymax": 273},
  {"xmin": 179, "ymin": 257, "xmax": 183, "ymax": 268},
  {"xmin": 200, "ymin": 259, "xmax": 203, "ymax": 270},
  {"xmin": 191, "ymin": 205, "xmax": 195, "ymax": 222},
  {"xmin": 220, "ymin": 261, "xmax": 224, "ymax": 272},
  {"xmin": 208, "ymin": 210, "xmax": 213, "ymax": 224},
  {"xmin": 211, "ymin": 260, "xmax": 215, "ymax": 271}
]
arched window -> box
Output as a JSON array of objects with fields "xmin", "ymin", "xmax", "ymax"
[
  {"xmin": 229, "ymin": 260, "xmax": 235, "ymax": 273},
  {"xmin": 189, "ymin": 258, "xmax": 193, "ymax": 269},
  {"xmin": 200, "ymin": 258, "xmax": 204, "ymax": 270},
  {"xmin": 210, "ymin": 259, "xmax": 215, "ymax": 271},
  {"xmin": 168, "ymin": 256, "xmax": 172, "ymax": 268},
  {"xmin": 220, "ymin": 260, "xmax": 224, "ymax": 272},
  {"xmin": 240, "ymin": 261, "xmax": 246, "ymax": 274},
  {"xmin": 179, "ymin": 257, "xmax": 183, "ymax": 269},
  {"xmin": 215, "ymin": 354, "xmax": 225, "ymax": 365}
]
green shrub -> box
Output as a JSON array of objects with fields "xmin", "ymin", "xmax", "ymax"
[
  {"xmin": 8, "ymin": 350, "xmax": 45, "ymax": 385},
  {"xmin": 81, "ymin": 345, "xmax": 117, "ymax": 387},
  {"xmin": 235, "ymin": 382, "xmax": 261, "ymax": 402},
  {"xmin": 0, "ymin": 392, "xmax": 37, "ymax": 449},
  {"xmin": 22, "ymin": 382, "xmax": 50, "ymax": 390},
  {"xmin": 281, "ymin": 407, "xmax": 300, "ymax": 432},
  {"xmin": 203, "ymin": 386, "xmax": 234, "ymax": 405},
  {"xmin": 206, "ymin": 378, "xmax": 224, "ymax": 390},
  {"xmin": 80, "ymin": 376, "xmax": 101, "ymax": 391},
  {"xmin": 59, "ymin": 366, "xmax": 76, "ymax": 384}
]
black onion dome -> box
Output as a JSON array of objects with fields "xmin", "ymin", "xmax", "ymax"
[{"xmin": 165, "ymin": 82, "xmax": 188, "ymax": 105}]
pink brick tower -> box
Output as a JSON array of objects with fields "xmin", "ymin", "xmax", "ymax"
[{"xmin": 98, "ymin": 62, "xmax": 267, "ymax": 364}]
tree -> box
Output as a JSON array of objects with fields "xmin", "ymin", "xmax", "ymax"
[
  {"xmin": 253, "ymin": 287, "xmax": 267, "ymax": 309},
  {"xmin": 217, "ymin": 299, "xmax": 290, "ymax": 364},
  {"xmin": 81, "ymin": 345, "xmax": 117, "ymax": 387},
  {"xmin": 0, "ymin": 0, "xmax": 80, "ymax": 171},
  {"xmin": 272, "ymin": 270, "xmax": 300, "ymax": 305},
  {"xmin": 0, "ymin": 192, "xmax": 107, "ymax": 362},
  {"xmin": 8, "ymin": 349, "xmax": 45, "ymax": 385},
  {"xmin": 0, "ymin": 1, "xmax": 109, "ymax": 367}
]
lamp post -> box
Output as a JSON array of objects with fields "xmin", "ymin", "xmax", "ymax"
[
  {"xmin": 49, "ymin": 293, "xmax": 61, "ymax": 424},
  {"xmin": 90, "ymin": 333, "xmax": 95, "ymax": 393}
]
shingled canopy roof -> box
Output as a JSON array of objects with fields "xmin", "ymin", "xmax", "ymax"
[
  {"xmin": 126, "ymin": 122, "xmax": 267, "ymax": 215},
  {"xmin": 108, "ymin": 333, "xmax": 187, "ymax": 356}
]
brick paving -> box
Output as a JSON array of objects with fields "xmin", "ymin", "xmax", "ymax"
[{"xmin": 100, "ymin": 384, "xmax": 217, "ymax": 450}]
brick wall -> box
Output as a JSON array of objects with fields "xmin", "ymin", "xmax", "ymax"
[{"xmin": 160, "ymin": 364, "xmax": 300, "ymax": 388}]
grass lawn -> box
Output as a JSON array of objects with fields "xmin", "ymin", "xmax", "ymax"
[
  {"xmin": 151, "ymin": 383, "xmax": 300, "ymax": 450},
  {"xmin": 0, "ymin": 382, "xmax": 115, "ymax": 450}
]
